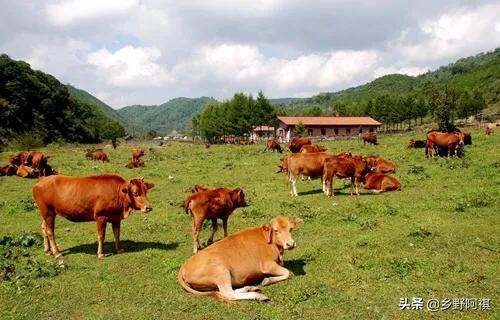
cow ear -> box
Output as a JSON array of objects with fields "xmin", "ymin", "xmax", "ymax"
[
  {"xmin": 145, "ymin": 182, "xmax": 155, "ymax": 190},
  {"xmin": 292, "ymin": 217, "xmax": 303, "ymax": 227},
  {"xmin": 262, "ymin": 223, "xmax": 273, "ymax": 244}
]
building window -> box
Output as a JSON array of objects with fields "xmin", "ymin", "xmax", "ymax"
[
  {"xmin": 334, "ymin": 128, "xmax": 339, "ymax": 135},
  {"xmin": 321, "ymin": 128, "xmax": 326, "ymax": 135},
  {"xmin": 369, "ymin": 128, "xmax": 374, "ymax": 133},
  {"xmin": 346, "ymin": 128, "xmax": 351, "ymax": 135},
  {"xmin": 307, "ymin": 128, "xmax": 313, "ymax": 136},
  {"xmin": 358, "ymin": 126, "xmax": 363, "ymax": 133}
]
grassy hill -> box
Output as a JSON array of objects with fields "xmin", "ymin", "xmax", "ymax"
[{"xmin": 116, "ymin": 97, "xmax": 216, "ymax": 134}]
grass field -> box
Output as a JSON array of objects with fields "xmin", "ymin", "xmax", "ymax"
[{"xmin": 0, "ymin": 130, "xmax": 499, "ymax": 319}]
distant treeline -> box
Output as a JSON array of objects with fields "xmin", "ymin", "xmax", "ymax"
[{"xmin": 0, "ymin": 54, "xmax": 125, "ymax": 149}]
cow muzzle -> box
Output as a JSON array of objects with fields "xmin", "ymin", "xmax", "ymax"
[
  {"xmin": 283, "ymin": 240, "xmax": 296, "ymax": 250},
  {"xmin": 141, "ymin": 205, "xmax": 153, "ymax": 213}
]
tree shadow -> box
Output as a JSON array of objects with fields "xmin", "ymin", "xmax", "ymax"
[
  {"xmin": 284, "ymin": 259, "xmax": 307, "ymax": 276},
  {"xmin": 62, "ymin": 240, "xmax": 179, "ymax": 256}
]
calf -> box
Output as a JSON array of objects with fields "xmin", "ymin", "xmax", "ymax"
[
  {"xmin": 132, "ymin": 148, "xmax": 145, "ymax": 161},
  {"xmin": 300, "ymin": 144, "xmax": 327, "ymax": 153},
  {"xmin": 361, "ymin": 132, "xmax": 378, "ymax": 145},
  {"xmin": 0, "ymin": 164, "xmax": 17, "ymax": 176},
  {"xmin": 17, "ymin": 164, "xmax": 37, "ymax": 178},
  {"xmin": 363, "ymin": 172, "xmax": 401, "ymax": 193},
  {"xmin": 125, "ymin": 160, "xmax": 145, "ymax": 169},
  {"xmin": 264, "ymin": 139, "xmax": 283, "ymax": 153},
  {"xmin": 182, "ymin": 187, "xmax": 247, "ymax": 253},
  {"xmin": 287, "ymin": 152, "xmax": 332, "ymax": 196},
  {"xmin": 32, "ymin": 175, "xmax": 154, "ymax": 258},
  {"xmin": 364, "ymin": 156, "xmax": 396, "ymax": 174},
  {"xmin": 178, "ymin": 216, "xmax": 302, "ymax": 302},
  {"xmin": 323, "ymin": 155, "xmax": 369, "ymax": 196},
  {"xmin": 92, "ymin": 150, "xmax": 110, "ymax": 162}
]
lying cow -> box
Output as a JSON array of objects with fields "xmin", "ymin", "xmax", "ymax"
[
  {"xmin": 91, "ymin": 150, "xmax": 110, "ymax": 162},
  {"xmin": 17, "ymin": 164, "xmax": 37, "ymax": 178},
  {"xmin": 32, "ymin": 174, "xmax": 154, "ymax": 258},
  {"xmin": 39, "ymin": 163, "xmax": 58, "ymax": 176},
  {"xmin": 132, "ymin": 148, "xmax": 145, "ymax": 161},
  {"xmin": 9, "ymin": 151, "xmax": 30, "ymax": 166},
  {"xmin": 363, "ymin": 172, "xmax": 401, "ymax": 193},
  {"xmin": 300, "ymin": 144, "xmax": 327, "ymax": 153},
  {"xmin": 263, "ymin": 139, "xmax": 283, "ymax": 153},
  {"xmin": 361, "ymin": 132, "xmax": 378, "ymax": 145},
  {"xmin": 178, "ymin": 215, "xmax": 303, "ymax": 302},
  {"xmin": 125, "ymin": 160, "xmax": 145, "ymax": 169},
  {"xmin": 322, "ymin": 155, "xmax": 369, "ymax": 196},
  {"xmin": 182, "ymin": 187, "xmax": 247, "ymax": 253},
  {"xmin": 0, "ymin": 164, "xmax": 17, "ymax": 176},
  {"xmin": 407, "ymin": 139, "xmax": 426, "ymax": 148},
  {"xmin": 364, "ymin": 156, "xmax": 396, "ymax": 174},
  {"xmin": 26, "ymin": 151, "xmax": 48, "ymax": 171},
  {"xmin": 287, "ymin": 152, "xmax": 332, "ymax": 196}
]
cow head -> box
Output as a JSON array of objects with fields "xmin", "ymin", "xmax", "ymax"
[
  {"xmin": 263, "ymin": 216, "xmax": 303, "ymax": 250},
  {"xmin": 122, "ymin": 177, "xmax": 155, "ymax": 214},
  {"xmin": 231, "ymin": 187, "xmax": 247, "ymax": 208},
  {"xmin": 191, "ymin": 184, "xmax": 209, "ymax": 193},
  {"xmin": 456, "ymin": 132, "xmax": 465, "ymax": 146}
]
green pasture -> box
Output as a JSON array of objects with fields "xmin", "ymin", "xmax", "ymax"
[{"xmin": 0, "ymin": 130, "xmax": 499, "ymax": 319}]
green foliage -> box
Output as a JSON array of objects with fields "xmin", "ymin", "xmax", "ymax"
[{"xmin": 294, "ymin": 121, "xmax": 306, "ymax": 136}]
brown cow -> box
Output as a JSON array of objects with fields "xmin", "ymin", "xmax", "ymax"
[
  {"xmin": 300, "ymin": 144, "xmax": 327, "ymax": 153},
  {"xmin": 91, "ymin": 150, "xmax": 110, "ymax": 162},
  {"xmin": 132, "ymin": 148, "xmax": 145, "ymax": 161},
  {"xmin": 407, "ymin": 139, "xmax": 426, "ymax": 148},
  {"xmin": 17, "ymin": 164, "xmax": 37, "ymax": 178},
  {"xmin": 364, "ymin": 156, "xmax": 396, "ymax": 174},
  {"xmin": 323, "ymin": 155, "xmax": 369, "ymax": 196},
  {"xmin": 9, "ymin": 151, "xmax": 30, "ymax": 166},
  {"xmin": 485, "ymin": 127, "xmax": 493, "ymax": 136},
  {"xmin": 426, "ymin": 131, "xmax": 464, "ymax": 158},
  {"xmin": 178, "ymin": 215, "xmax": 303, "ymax": 302},
  {"xmin": 39, "ymin": 163, "xmax": 58, "ymax": 177},
  {"xmin": 363, "ymin": 172, "xmax": 401, "ymax": 193},
  {"xmin": 287, "ymin": 152, "xmax": 332, "ymax": 196},
  {"xmin": 32, "ymin": 174, "xmax": 154, "ymax": 258},
  {"xmin": 182, "ymin": 187, "xmax": 248, "ymax": 253},
  {"xmin": 264, "ymin": 139, "xmax": 283, "ymax": 153},
  {"xmin": 190, "ymin": 184, "xmax": 210, "ymax": 193},
  {"xmin": 361, "ymin": 132, "xmax": 378, "ymax": 145},
  {"xmin": 26, "ymin": 151, "xmax": 48, "ymax": 171},
  {"xmin": 0, "ymin": 164, "xmax": 17, "ymax": 176},
  {"xmin": 288, "ymin": 137, "xmax": 312, "ymax": 153},
  {"xmin": 125, "ymin": 160, "xmax": 145, "ymax": 169}
]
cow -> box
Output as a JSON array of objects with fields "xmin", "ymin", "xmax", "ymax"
[
  {"xmin": 182, "ymin": 187, "xmax": 248, "ymax": 253},
  {"xmin": 277, "ymin": 156, "xmax": 289, "ymax": 174},
  {"xmin": 32, "ymin": 174, "xmax": 154, "ymax": 258},
  {"xmin": 9, "ymin": 151, "xmax": 30, "ymax": 166},
  {"xmin": 39, "ymin": 163, "xmax": 58, "ymax": 177},
  {"xmin": 125, "ymin": 160, "xmax": 145, "ymax": 169},
  {"xmin": 361, "ymin": 132, "xmax": 378, "ymax": 145},
  {"xmin": 132, "ymin": 148, "xmax": 145, "ymax": 162},
  {"xmin": 463, "ymin": 132, "xmax": 472, "ymax": 145},
  {"xmin": 426, "ymin": 131, "xmax": 464, "ymax": 158},
  {"xmin": 287, "ymin": 152, "xmax": 332, "ymax": 196},
  {"xmin": 190, "ymin": 184, "xmax": 210, "ymax": 193},
  {"xmin": 0, "ymin": 164, "xmax": 17, "ymax": 176},
  {"xmin": 91, "ymin": 150, "xmax": 110, "ymax": 162},
  {"xmin": 322, "ymin": 155, "xmax": 370, "ymax": 196},
  {"xmin": 407, "ymin": 139, "xmax": 426, "ymax": 148},
  {"xmin": 300, "ymin": 144, "xmax": 327, "ymax": 153},
  {"xmin": 264, "ymin": 139, "xmax": 283, "ymax": 153},
  {"xmin": 364, "ymin": 156, "xmax": 396, "ymax": 174},
  {"xmin": 25, "ymin": 151, "xmax": 48, "ymax": 171},
  {"xmin": 178, "ymin": 215, "xmax": 303, "ymax": 302},
  {"xmin": 363, "ymin": 172, "xmax": 401, "ymax": 193},
  {"xmin": 485, "ymin": 127, "xmax": 493, "ymax": 136},
  {"xmin": 16, "ymin": 164, "xmax": 37, "ymax": 178},
  {"xmin": 288, "ymin": 137, "xmax": 312, "ymax": 153}
]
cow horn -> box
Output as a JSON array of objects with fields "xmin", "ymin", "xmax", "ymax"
[{"xmin": 140, "ymin": 176, "xmax": 144, "ymax": 180}]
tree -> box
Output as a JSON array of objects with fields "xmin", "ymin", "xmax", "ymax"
[
  {"xmin": 430, "ymin": 85, "xmax": 459, "ymax": 131},
  {"xmin": 294, "ymin": 122, "xmax": 306, "ymax": 136}
]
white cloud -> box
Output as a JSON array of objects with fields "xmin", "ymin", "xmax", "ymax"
[
  {"xmin": 373, "ymin": 66, "xmax": 429, "ymax": 78},
  {"xmin": 87, "ymin": 45, "xmax": 175, "ymax": 88},
  {"xmin": 45, "ymin": 0, "xmax": 139, "ymax": 26}
]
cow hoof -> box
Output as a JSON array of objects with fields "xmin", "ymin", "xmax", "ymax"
[
  {"xmin": 45, "ymin": 251, "xmax": 52, "ymax": 257},
  {"xmin": 257, "ymin": 294, "xmax": 270, "ymax": 302},
  {"xmin": 54, "ymin": 253, "xmax": 63, "ymax": 259},
  {"xmin": 98, "ymin": 254, "xmax": 106, "ymax": 259},
  {"xmin": 244, "ymin": 286, "xmax": 261, "ymax": 292}
]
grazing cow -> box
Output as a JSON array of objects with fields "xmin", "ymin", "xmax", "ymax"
[
  {"xmin": 426, "ymin": 131, "xmax": 464, "ymax": 158},
  {"xmin": 178, "ymin": 215, "xmax": 303, "ymax": 302},
  {"xmin": 288, "ymin": 137, "xmax": 312, "ymax": 153},
  {"xmin": 125, "ymin": 160, "xmax": 145, "ymax": 169},
  {"xmin": 300, "ymin": 144, "xmax": 327, "ymax": 153},
  {"xmin": 485, "ymin": 127, "xmax": 493, "ymax": 136},
  {"xmin": 363, "ymin": 172, "xmax": 401, "ymax": 193},
  {"xmin": 16, "ymin": 164, "xmax": 37, "ymax": 178},
  {"xmin": 32, "ymin": 174, "xmax": 154, "ymax": 258},
  {"xmin": 361, "ymin": 132, "xmax": 378, "ymax": 145},
  {"xmin": 182, "ymin": 187, "xmax": 248, "ymax": 253},
  {"xmin": 132, "ymin": 148, "xmax": 145, "ymax": 161},
  {"xmin": 0, "ymin": 164, "xmax": 17, "ymax": 176},
  {"xmin": 91, "ymin": 150, "xmax": 110, "ymax": 162},
  {"xmin": 322, "ymin": 155, "xmax": 369, "ymax": 196},
  {"xmin": 364, "ymin": 156, "xmax": 396, "ymax": 174},
  {"xmin": 264, "ymin": 139, "xmax": 283, "ymax": 153},
  {"xmin": 287, "ymin": 152, "xmax": 332, "ymax": 196},
  {"xmin": 407, "ymin": 139, "xmax": 426, "ymax": 148},
  {"xmin": 276, "ymin": 156, "xmax": 289, "ymax": 174},
  {"xmin": 9, "ymin": 151, "xmax": 30, "ymax": 166}
]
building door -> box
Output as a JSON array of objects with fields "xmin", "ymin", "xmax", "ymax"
[
  {"xmin": 321, "ymin": 128, "xmax": 326, "ymax": 136},
  {"xmin": 308, "ymin": 128, "xmax": 313, "ymax": 136}
]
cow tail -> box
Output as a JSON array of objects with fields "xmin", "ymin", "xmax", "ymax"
[
  {"xmin": 177, "ymin": 269, "xmax": 231, "ymax": 303},
  {"xmin": 181, "ymin": 195, "xmax": 193, "ymax": 215}
]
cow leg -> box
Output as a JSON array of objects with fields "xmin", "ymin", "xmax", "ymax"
[
  {"xmin": 289, "ymin": 175, "xmax": 298, "ymax": 196},
  {"xmin": 41, "ymin": 221, "xmax": 51, "ymax": 256},
  {"xmin": 355, "ymin": 176, "xmax": 360, "ymax": 195},
  {"xmin": 216, "ymin": 273, "xmax": 269, "ymax": 301},
  {"xmin": 261, "ymin": 261, "xmax": 290, "ymax": 286},
  {"xmin": 112, "ymin": 221, "xmax": 124, "ymax": 254},
  {"xmin": 192, "ymin": 216, "xmax": 204, "ymax": 253},
  {"xmin": 43, "ymin": 215, "xmax": 61, "ymax": 258},
  {"xmin": 96, "ymin": 216, "xmax": 107, "ymax": 258},
  {"xmin": 222, "ymin": 218, "xmax": 229, "ymax": 238},
  {"xmin": 207, "ymin": 219, "xmax": 217, "ymax": 245}
]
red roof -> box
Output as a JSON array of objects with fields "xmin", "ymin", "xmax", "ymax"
[{"xmin": 277, "ymin": 116, "xmax": 381, "ymax": 126}]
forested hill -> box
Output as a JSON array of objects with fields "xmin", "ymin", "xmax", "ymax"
[
  {"xmin": 116, "ymin": 97, "xmax": 216, "ymax": 133},
  {"xmin": 65, "ymin": 84, "xmax": 127, "ymax": 127},
  {"xmin": 0, "ymin": 54, "xmax": 125, "ymax": 148}
]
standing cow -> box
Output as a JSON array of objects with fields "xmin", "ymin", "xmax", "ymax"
[
  {"xmin": 361, "ymin": 132, "xmax": 378, "ymax": 145},
  {"xmin": 263, "ymin": 139, "xmax": 283, "ymax": 153},
  {"xmin": 32, "ymin": 174, "xmax": 154, "ymax": 258},
  {"xmin": 182, "ymin": 187, "xmax": 247, "ymax": 253},
  {"xmin": 288, "ymin": 137, "xmax": 312, "ymax": 153}
]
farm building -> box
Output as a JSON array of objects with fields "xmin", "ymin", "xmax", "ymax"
[
  {"xmin": 250, "ymin": 125, "xmax": 275, "ymax": 141},
  {"xmin": 276, "ymin": 116, "xmax": 382, "ymax": 141}
]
